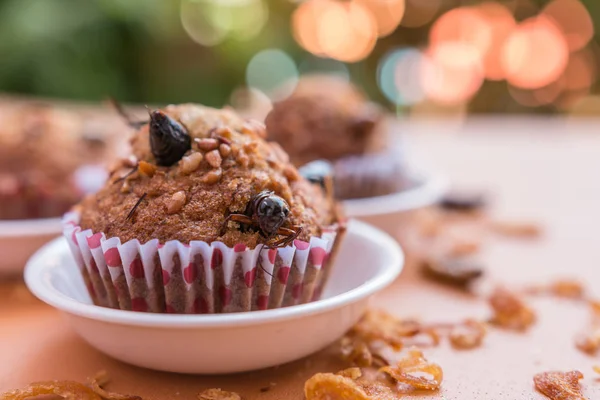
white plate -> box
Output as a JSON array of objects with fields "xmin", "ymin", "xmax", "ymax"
[
  {"xmin": 342, "ymin": 170, "xmax": 448, "ymax": 238},
  {"xmin": 0, "ymin": 217, "xmax": 62, "ymax": 276},
  {"xmin": 24, "ymin": 219, "xmax": 403, "ymax": 374}
]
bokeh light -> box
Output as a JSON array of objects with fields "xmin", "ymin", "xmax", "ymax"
[
  {"xmin": 246, "ymin": 49, "xmax": 299, "ymax": 101},
  {"xmin": 292, "ymin": 0, "xmax": 384, "ymax": 62},
  {"xmin": 378, "ymin": 48, "xmax": 425, "ymax": 106},
  {"xmin": 355, "ymin": 0, "xmax": 405, "ymax": 37},
  {"xmin": 501, "ymin": 16, "xmax": 569, "ymax": 90},
  {"xmin": 181, "ymin": 0, "xmax": 267, "ymax": 47},
  {"xmin": 292, "ymin": 0, "xmax": 328, "ymax": 56},
  {"xmin": 475, "ymin": 2, "xmax": 517, "ymax": 80},
  {"xmin": 543, "ymin": 0, "xmax": 593, "ymax": 52},
  {"xmin": 401, "ymin": 0, "xmax": 441, "ymax": 28},
  {"xmin": 430, "ymin": 7, "xmax": 493, "ymax": 62},
  {"xmin": 422, "ymin": 42, "xmax": 484, "ymax": 105},
  {"xmin": 181, "ymin": 0, "xmax": 229, "ymax": 46},
  {"xmin": 230, "ymin": 86, "xmax": 273, "ymax": 121},
  {"xmin": 317, "ymin": 1, "xmax": 377, "ymax": 62}
]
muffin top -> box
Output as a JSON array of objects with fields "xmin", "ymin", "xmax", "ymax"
[
  {"xmin": 264, "ymin": 75, "xmax": 384, "ymax": 166},
  {"xmin": 77, "ymin": 104, "xmax": 335, "ymax": 247},
  {"xmin": 0, "ymin": 104, "xmax": 111, "ymax": 203}
]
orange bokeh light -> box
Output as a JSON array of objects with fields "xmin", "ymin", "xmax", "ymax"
[
  {"xmin": 543, "ymin": 0, "xmax": 594, "ymax": 52},
  {"xmin": 356, "ymin": 0, "xmax": 405, "ymax": 38},
  {"xmin": 421, "ymin": 42, "xmax": 484, "ymax": 105},
  {"xmin": 317, "ymin": 1, "xmax": 377, "ymax": 63},
  {"xmin": 292, "ymin": 0, "xmax": 377, "ymax": 63},
  {"xmin": 430, "ymin": 4, "xmax": 516, "ymax": 81},
  {"xmin": 501, "ymin": 16, "xmax": 569, "ymax": 90},
  {"xmin": 475, "ymin": 2, "xmax": 517, "ymax": 80},
  {"xmin": 292, "ymin": 0, "xmax": 327, "ymax": 56},
  {"xmin": 430, "ymin": 7, "xmax": 493, "ymax": 61}
]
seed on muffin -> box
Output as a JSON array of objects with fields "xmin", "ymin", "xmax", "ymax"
[
  {"xmin": 179, "ymin": 152, "xmax": 203, "ymax": 174},
  {"xmin": 166, "ymin": 191, "xmax": 187, "ymax": 214},
  {"xmin": 138, "ymin": 160, "xmax": 157, "ymax": 177},
  {"xmin": 205, "ymin": 150, "xmax": 222, "ymax": 168},
  {"xmin": 219, "ymin": 143, "xmax": 231, "ymax": 158},
  {"xmin": 201, "ymin": 168, "xmax": 222, "ymax": 184},
  {"xmin": 196, "ymin": 138, "xmax": 219, "ymax": 151}
]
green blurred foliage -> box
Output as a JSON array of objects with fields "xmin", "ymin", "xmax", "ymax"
[{"xmin": 0, "ymin": 0, "xmax": 598, "ymax": 114}]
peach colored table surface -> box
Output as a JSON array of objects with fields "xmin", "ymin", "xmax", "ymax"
[{"xmin": 2, "ymin": 119, "xmax": 600, "ymax": 399}]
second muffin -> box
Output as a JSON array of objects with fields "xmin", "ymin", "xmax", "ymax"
[{"xmin": 265, "ymin": 75, "xmax": 413, "ymax": 200}]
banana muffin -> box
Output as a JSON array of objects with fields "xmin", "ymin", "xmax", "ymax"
[{"xmin": 65, "ymin": 103, "xmax": 344, "ymax": 314}]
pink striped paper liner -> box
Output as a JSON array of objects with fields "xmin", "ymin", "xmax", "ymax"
[{"xmin": 62, "ymin": 211, "xmax": 345, "ymax": 314}]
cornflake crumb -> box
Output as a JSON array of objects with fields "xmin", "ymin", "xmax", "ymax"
[
  {"xmin": 0, "ymin": 371, "xmax": 142, "ymax": 400},
  {"xmin": 525, "ymin": 279, "xmax": 586, "ymax": 300},
  {"xmin": 533, "ymin": 370, "xmax": 586, "ymax": 400},
  {"xmin": 593, "ymin": 366, "xmax": 600, "ymax": 375},
  {"xmin": 488, "ymin": 287, "xmax": 536, "ymax": 331},
  {"xmin": 304, "ymin": 368, "xmax": 398, "ymax": 400},
  {"xmin": 575, "ymin": 329, "xmax": 600, "ymax": 355},
  {"xmin": 198, "ymin": 388, "xmax": 241, "ymax": 400},
  {"xmin": 449, "ymin": 320, "xmax": 487, "ymax": 350},
  {"xmin": 339, "ymin": 310, "xmax": 423, "ymax": 367},
  {"xmin": 349, "ymin": 310, "xmax": 419, "ymax": 351},
  {"xmin": 380, "ymin": 348, "xmax": 443, "ymax": 391},
  {"xmin": 422, "ymin": 256, "xmax": 484, "ymax": 287}
]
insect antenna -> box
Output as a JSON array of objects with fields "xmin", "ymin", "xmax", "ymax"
[
  {"xmin": 113, "ymin": 164, "xmax": 139, "ymax": 184},
  {"xmin": 126, "ymin": 192, "xmax": 147, "ymax": 221},
  {"xmin": 257, "ymin": 245, "xmax": 274, "ymax": 278},
  {"xmin": 108, "ymin": 97, "xmax": 148, "ymax": 129}
]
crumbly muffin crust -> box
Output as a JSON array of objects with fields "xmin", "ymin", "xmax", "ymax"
[
  {"xmin": 265, "ymin": 75, "xmax": 384, "ymax": 166},
  {"xmin": 78, "ymin": 104, "xmax": 334, "ymax": 247}
]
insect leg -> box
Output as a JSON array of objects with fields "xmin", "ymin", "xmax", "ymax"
[{"xmin": 220, "ymin": 214, "xmax": 254, "ymax": 235}]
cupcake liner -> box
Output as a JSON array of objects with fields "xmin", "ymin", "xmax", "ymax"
[
  {"xmin": 333, "ymin": 145, "xmax": 413, "ymax": 200},
  {"xmin": 62, "ymin": 212, "xmax": 346, "ymax": 314}
]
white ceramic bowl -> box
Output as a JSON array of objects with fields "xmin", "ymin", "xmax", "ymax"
[
  {"xmin": 0, "ymin": 217, "xmax": 62, "ymax": 276},
  {"xmin": 342, "ymin": 169, "xmax": 448, "ymax": 238},
  {"xmin": 25, "ymin": 220, "xmax": 403, "ymax": 374}
]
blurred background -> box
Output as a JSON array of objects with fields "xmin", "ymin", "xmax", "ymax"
[{"xmin": 0, "ymin": 0, "xmax": 598, "ymax": 117}]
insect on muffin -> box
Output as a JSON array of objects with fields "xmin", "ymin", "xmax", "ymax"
[
  {"xmin": 63, "ymin": 103, "xmax": 345, "ymax": 314},
  {"xmin": 265, "ymin": 75, "xmax": 412, "ymax": 200},
  {"xmin": 0, "ymin": 103, "xmax": 110, "ymax": 220}
]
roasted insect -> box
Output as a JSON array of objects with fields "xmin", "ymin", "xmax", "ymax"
[
  {"xmin": 298, "ymin": 160, "xmax": 333, "ymax": 188},
  {"xmin": 299, "ymin": 159, "xmax": 336, "ymax": 207},
  {"xmin": 109, "ymin": 98, "xmax": 191, "ymax": 166},
  {"xmin": 148, "ymin": 110, "xmax": 191, "ymax": 166},
  {"xmin": 222, "ymin": 190, "xmax": 302, "ymax": 248}
]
